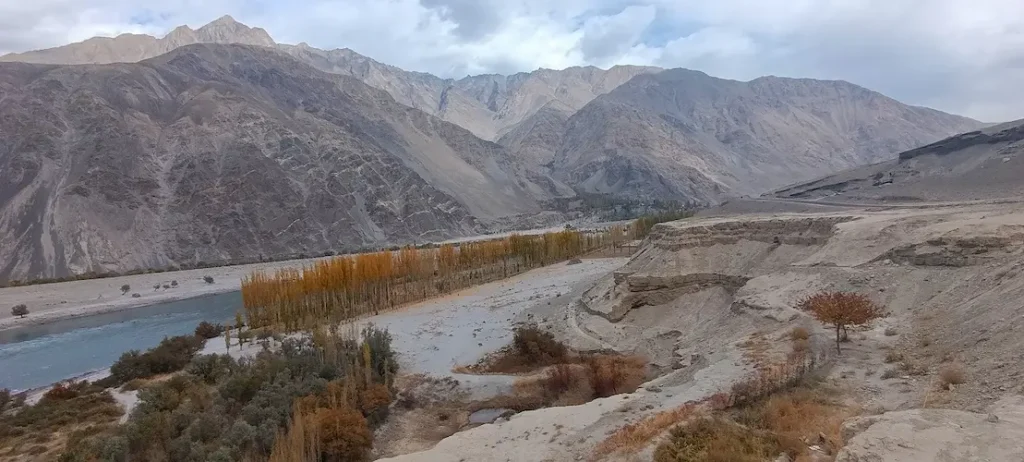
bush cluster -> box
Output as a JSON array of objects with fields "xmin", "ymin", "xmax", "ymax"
[
  {"xmin": 0, "ymin": 381, "xmax": 121, "ymax": 456},
  {"xmin": 194, "ymin": 321, "xmax": 225, "ymax": 339},
  {"xmin": 534, "ymin": 354, "xmax": 647, "ymax": 406},
  {"xmin": 61, "ymin": 326, "xmax": 398, "ymax": 462},
  {"xmin": 104, "ymin": 335, "xmax": 205, "ymax": 386}
]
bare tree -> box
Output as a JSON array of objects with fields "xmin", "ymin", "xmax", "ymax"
[{"xmin": 799, "ymin": 291, "xmax": 885, "ymax": 353}]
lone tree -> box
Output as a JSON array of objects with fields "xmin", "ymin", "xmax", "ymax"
[
  {"xmin": 121, "ymin": 284, "xmax": 131, "ymax": 295},
  {"xmin": 11, "ymin": 304, "xmax": 28, "ymax": 318},
  {"xmin": 203, "ymin": 276, "xmax": 214, "ymax": 284},
  {"xmin": 799, "ymin": 291, "xmax": 885, "ymax": 353}
]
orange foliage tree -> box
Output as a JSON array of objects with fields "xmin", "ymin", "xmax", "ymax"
[
  {"xmin": 798, "ymin": 291, "xmax": 885, "ymax": 353},
  {"xmin": 241, "ymin": 229, "xmax": 613, "ymax": 332}
]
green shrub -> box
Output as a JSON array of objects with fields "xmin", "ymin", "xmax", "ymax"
[
  {"xmin": 108, "ymin": 335, "xmax": 204, "ymax": 385},
  {"xmin": 11, "ymin": 304, "xmax": 28, "ymax": 318},
  {"xmin": 195, "ymin": 321, "xmax": 225, "ymax": 339},
  {"xmin": 187, "ymin": 354, "xmax": 236, "ymax": 384},
  {"xmin": 55, "ymin": 326, "xmax": 398, "ymax": 462}
]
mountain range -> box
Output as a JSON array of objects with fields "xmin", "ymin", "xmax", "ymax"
[{"xmin": 0, "ymin": 16, "xmax": 984, "ymax": 280}]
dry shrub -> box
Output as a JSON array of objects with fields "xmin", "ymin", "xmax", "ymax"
[
  {"xmin": 884, "ymin": 350, "xmax": 904, "ymax": 364},
  {"xmin": 587, "ymin": 355, "xmax": 647, "ymax": 398},
  {"xmin": 512, "ymin": 325, "xmax": 568, "ymax": 364},
  {"xmin": 900, "ymin": 361, "xmax": 928, "ymax": 376},
  {"xmin": 938, "ymin": 363, "xmax": 966, "ymax": 389},
  {"xmin": 654, "ymin": 386, "xmax": 849, "ymax": 462},
  {"xmin": 593, "ymin": 402, "xmax": 700, "ymax": 459},
  {"xmin": 596, "ymin": 353, "xmax": 829, "ymax": 460},
  {"xmin": 42, "ymin": 381, "xmax": 89, "ymax": 402},
  {"xmin": 884, "ymin": 327, "xmax": 898, "ymax": 336},
  {"xmin": 471, "ymin": 326, "xmax": 572, "ymax": 373},
  {"xmin": 735, "ymin": 387, "xmax": 849, "ymax": 456},
  {"xmin": 789, "ymin": 326, "xmax": 810, "ymax": 341},
  {"xmin": 881, "ymin": 368, "xmax": 900, "ymax": 379},
  {"xmin": 653, "ymin": 417, "xmax": 782, "ymax": 462},
  {"xmin": 541, "ymin": 363, "xmax": 581, "ymax": 398},
  {"xmin": 522, "ymin": 354, "xmax": 647, "ymax": 407}
]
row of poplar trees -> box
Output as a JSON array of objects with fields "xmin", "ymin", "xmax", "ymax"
[{"xmin": 241, "ymin": 229, "xmax": 613, "ymax": 331}]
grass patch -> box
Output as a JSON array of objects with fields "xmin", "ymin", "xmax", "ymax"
[
  {"xmin": 652, "ymin": 384, "xmax": 849, "ymax": 462},
  {"xmin": 653, "ymin": 417, "xmax": 783, "ymax": 462},
  {"xmin": 0, "ymin": 381, "xmax": 122, "ymax": 461},
  {"xmin": 593, "ymin": 352, "xmax": 833, "ymax": 460}
]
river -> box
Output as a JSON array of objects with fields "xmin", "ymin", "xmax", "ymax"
[{"xmin": 0, "ymin": 291, "xmax": 242, "ymax": 392}]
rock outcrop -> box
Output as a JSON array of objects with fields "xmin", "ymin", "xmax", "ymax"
[
  {"xmin": 836, "ymin": 396, "xmax": 1024, "ymax": 461},
  {"xmin": 771, "ymin": 119, "xmax": 1024, "ymax": 203}
]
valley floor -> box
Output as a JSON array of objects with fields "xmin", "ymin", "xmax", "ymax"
[{"xmin": 0, "ymin": 224, "xmax": 593, "ymax": 331}]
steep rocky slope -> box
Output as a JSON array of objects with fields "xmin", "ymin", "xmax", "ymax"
[
  {"xmin": 549, "ymin": 70, "xmax": 983, "ymax": 204},
  {"xmin": 0, "ymin": 44, "xmax": 548, "ymax": 281},
  {"xmin": 772, "ymin": 119, "xmax": 1024, "ymax": 202}
]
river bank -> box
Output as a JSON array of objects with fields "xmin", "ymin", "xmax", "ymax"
[
  {"xmin": 0, "ymin": 258, "xmax": 314, "ymax": 331},
  {"xmin": 0, "ymin": 224, "xmax": 624, "ymax": 332}
]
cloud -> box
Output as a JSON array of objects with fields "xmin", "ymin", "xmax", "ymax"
[
  {"xmin": 1, "ymin": 0, "xmax": 1023, "ymax": 121},
  {"xmin": 576, "ymin": 5, "xmax": 656, "ymax": 64}
]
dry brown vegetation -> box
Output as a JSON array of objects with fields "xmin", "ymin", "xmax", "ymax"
[
  {"xmin": 0, "ymin": 381, "xmax": 123, "ymax": 461},
  {"xmin": 593, "ymin": 351, "xmax": 833, "ymax": 460},
  {"xmin": 653, "ymin": 384, "xmax": 850, "ymax": 462},
  {"xmin": 463, "ymin": 326, "xmax": 649, "ymax": 412},
  {"xmin": 242, "ymin": 230, "xmax": 615, "ymax": 332},
  {"xmin": 799, "ymin": 291, "xmax": 886, "ymax": 353},
  {"xmin": 938, "ymin": 363, "xmax": 967, "ymax": 390},
  {"xmin": 460, "ymin": 325, "xmax": 570, "ymax": 374},
  {"xmin": 653, "ymin": 417, "xmax": 782, "ymax": 462},
  {"xmin": 520, "ymin": 355, "xmax": 649, "ymax": 407}
]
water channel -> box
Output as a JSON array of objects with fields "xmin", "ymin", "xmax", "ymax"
[{"xmin": 0, "ymin": 291, "xmax": 242, "ymax": 391}]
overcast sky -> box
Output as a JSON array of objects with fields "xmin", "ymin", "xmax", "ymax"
[{"xmin": 1, "ymin": 0, "xmax": 1023, "ymax": 122}]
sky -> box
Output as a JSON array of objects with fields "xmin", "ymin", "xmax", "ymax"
[{"xmin": 1, "ymin": 0, "xmax": 1023, "ymax": 122}]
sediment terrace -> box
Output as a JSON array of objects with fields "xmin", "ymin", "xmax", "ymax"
[{"xmin": 367, "ymin": 202, "xmax": 1024, "ymax": 461}]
